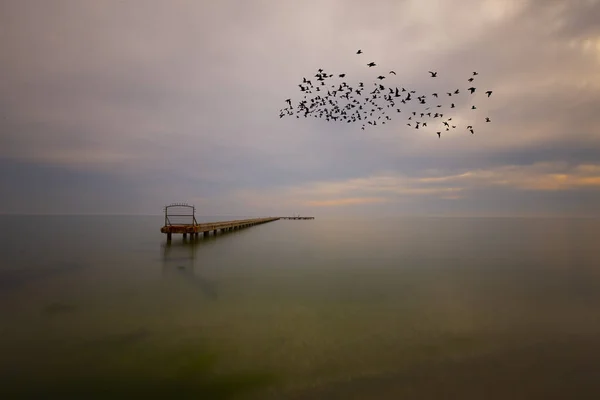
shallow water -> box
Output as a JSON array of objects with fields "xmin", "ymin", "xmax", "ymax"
[{"xmin": 1, "ymin": 215, "xmax": 600, "ymax": 398}]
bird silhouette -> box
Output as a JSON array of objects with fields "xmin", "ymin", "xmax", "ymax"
[
  {"xmin": 280, "ymin": 51, "xmax": 494, "ymax": 135},
  {"xmin": 485, "ymin": 117, "xmax": 491, "ymax": 122},
  {"xmin": 437, "ymin": 132, "xmax": 441, "ymax": 138}
]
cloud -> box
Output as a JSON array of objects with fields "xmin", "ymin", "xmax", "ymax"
[
  {"xmin": 231, "ymin": 161, "xmax": 600, "ymax": 216},
  {"xmin": 0, "ymin": 0, "xmax": 599, "ymax": 215},
  {"xmin": 305, "ymin": 197, "xmax": 389, "ymax": 207}
]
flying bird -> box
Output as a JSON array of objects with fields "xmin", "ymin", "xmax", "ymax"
[
  {"xmin": 473, "ymin": 72, "xmax": 479, "ymax": 75},
  {"xmin": 437, "ymin": 132, "xmax": 441, "ymax": 138},
  {"xmin": 280, "ymin": 54, "xmax": 494, "ymax": 135},
  {"xmin": 485, "ymin": 117, "xmax": 491, "ymax": 122}
]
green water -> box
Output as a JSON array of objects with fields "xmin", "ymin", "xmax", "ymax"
[{"xmin": 1, "ymin": 216, "xmax": 600, "ymax": 398}]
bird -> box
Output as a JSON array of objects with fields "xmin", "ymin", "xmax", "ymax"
[
  {"xmin": 473, "ymin": 72, "xmax": 479, "ymax": 75},
  {"xmin": 469, "ymin": 129, "xmax": 474, "ymax": 134},
  {"xmin": 471, "ymin": 105, "xmax": 476, "ymax": 109},
  {"xmin": 485, "ymin": 117, "xmax": 491, "ymax": 122},
  {"xmin": 357, "ymin": 49, "xmax": 363, "ymax": 54},
  {"xmin": 280, "ymin": 56, "xmax": 494, "ymax": 136},
  {"xmin": 468, "ymin": 77, "xmax": 474, "ymax": 82},
  {"xmin": 437, "ymin": 132, "xmax": 441, "ymax": 138}
]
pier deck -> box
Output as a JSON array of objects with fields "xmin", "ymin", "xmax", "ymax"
[{"xmin": 160, "ymin": 204, "xmax": 313, "ymax": 241}]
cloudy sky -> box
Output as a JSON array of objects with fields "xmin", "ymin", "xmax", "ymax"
[{"xmin": 1, "ymin": 0, "xmax": 599, "ymax": 217}]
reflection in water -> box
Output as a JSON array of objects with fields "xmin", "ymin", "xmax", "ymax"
[
  {"xmin": 1, "ymin": 339, "xmax": 277, "ymax": 399},
  {"xmin": 41, "ymin": 302, "xmax": 77, "ymax": 315},
  {"xmin": 0, "ymin": 262, "xmax": 86, "ymax": 292},
  {"xmin": 161, "ymin": 238, "xmax": 218, "ymax": 300},
  {"xmin": 2, "ymin": 216, "xmax": 600, "ymax": 398},
  {"xmin": 89, "ymin": 327, "xmax": 152, "ymax": 348}
]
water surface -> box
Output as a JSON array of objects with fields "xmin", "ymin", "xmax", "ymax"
[{"xmin": 1, "ymin": 215, "xmax": 600, "ymax": 398}]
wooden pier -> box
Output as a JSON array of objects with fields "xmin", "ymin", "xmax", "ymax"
[{"xmin": 160, "ymin": 204, "xmax": 313, "ymax": 241}]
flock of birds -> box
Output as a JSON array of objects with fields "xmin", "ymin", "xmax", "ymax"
[{"xmin": 279, "ymin": 49, "xmax": 493, "ymax": 138}]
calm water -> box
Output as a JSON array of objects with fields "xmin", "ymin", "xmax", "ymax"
[{"xmin": 1, "ymin": 215, "xmax": 600, "ymax": 399}]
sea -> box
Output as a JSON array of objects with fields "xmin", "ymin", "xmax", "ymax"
[{"xmin": 1, "ymin": 215, "xmax": 600, "ymax": 399}]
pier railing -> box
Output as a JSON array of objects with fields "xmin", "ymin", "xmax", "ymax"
[{"xmin": 160, "ymin": 204, "xmax": 313, "ymax": 241}]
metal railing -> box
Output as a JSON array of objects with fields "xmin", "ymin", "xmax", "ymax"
[{"xmin": 163, "ymin": 203, "xmax": 198, "ymax": 227}]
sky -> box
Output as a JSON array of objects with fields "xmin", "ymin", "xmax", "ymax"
[{"xmin": 1, "ymin": 0, "xmax": 599, "ymax": 217}]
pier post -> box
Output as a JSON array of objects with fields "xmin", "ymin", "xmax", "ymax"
[
  {"xmin": 183, "ymin": 233, "xmax": 187, "ymax": 239},
  {"xmin": 167, "ymin": 233, "xmax": 172, "ymax": 242},
  {"xmin": 204, "ymin": 231, "xmax": 209, "ymax": 237}
]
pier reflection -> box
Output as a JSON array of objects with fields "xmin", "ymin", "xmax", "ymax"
[{"xmin": 161, "ymin": 237, "xmax": 218, "ymax": 300}]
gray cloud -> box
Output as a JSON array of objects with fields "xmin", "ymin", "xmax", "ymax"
[{"xmin": 1, "ymin": 0, "xmax": 599, "ymax": 216}]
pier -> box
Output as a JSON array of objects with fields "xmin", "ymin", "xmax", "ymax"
[{"xmin": 160, "ymin": 203, "xmax": 313, "ymax": 242}]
